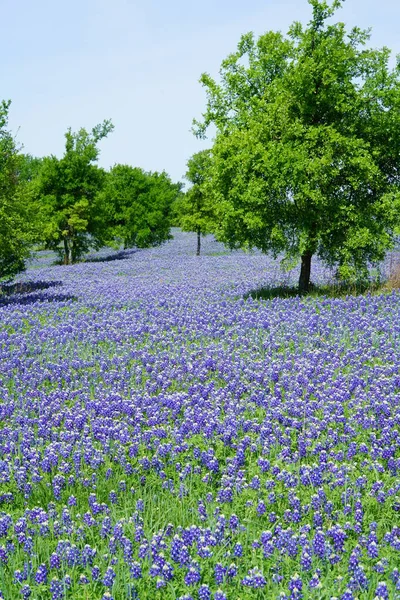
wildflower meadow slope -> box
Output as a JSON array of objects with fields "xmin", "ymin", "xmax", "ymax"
[{"xmin": 1, "ymin": 231, "xmax": 400, "ymax": 600}]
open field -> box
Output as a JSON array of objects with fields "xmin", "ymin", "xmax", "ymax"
[{"xmin": 1, "ymin": 231, "xmax": 400, "ymax": 599}]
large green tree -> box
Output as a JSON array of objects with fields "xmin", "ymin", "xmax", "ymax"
[
  {"xmin": 177, "ymin": 149, "xmax": 214, "ymax": 255},
  {"xmin": 98, "ymin": 164, "xmax": 181, "ymax": 249},
  {"xmin": 194, "ymin": 0, "xmax": 400, "ymax": 291},
  {"xmin": 0, "ymin": 101, "xmax": 36, "ymax": 280},
  {"xmin": 36, "ymin": 121, "xmax": 113, "ymax": 264}
]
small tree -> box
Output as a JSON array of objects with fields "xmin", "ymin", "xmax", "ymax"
[
  {"xmin": 194, "ymin": 0, "xmax": 400, "ymax": 291},
  {"xmin": 0, "ymin": 101, "xmax": 36, "ymax": 280},
  {"xmin": 36, "ymin": 121, "xmax": 113, "ymax": 264},
  {"xmin": 98, "ymin": 164, "xmax": 181, "ymax": 249},
  {"xmin": 178, "ymin": 149, "xmax": 214, "ymax": 255}
]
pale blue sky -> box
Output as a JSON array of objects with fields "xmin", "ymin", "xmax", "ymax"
[{"xmin": 2, "ymin": 0, "xmax": 399, "ymax": 184}]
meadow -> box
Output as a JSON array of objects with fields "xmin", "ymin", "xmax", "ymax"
[{"xmin": 1, "ymin": 230, "xmax": 400, "ymax": 600}]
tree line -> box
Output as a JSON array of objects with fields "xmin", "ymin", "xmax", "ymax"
[
  {"xmin": 0, "ymin": 106, "xmax": 183, "ymax": 275},
  {"xmin": 2, "ymin": 0, "xmax": 400, "ymax": 292}
]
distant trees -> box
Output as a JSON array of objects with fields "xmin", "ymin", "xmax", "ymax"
[
  {"xmin": 0, "ymin": 101, "xmax": 37, "ymax": 279},
  {"xmin": 194, "ymin": 0, "xmax": 400, "ymax": 291},
  {"xmin": 176, "ymin": 149, "xmax": 214, "ymax": 255},
  {"xmin": 1, "ymin": 107, "xmax": 182, "ymax": 277},
  {"xmin": 35, "ymin": 121, "xmax": 114, "ymax": 265},
  {"xmin": 99, "ymin": 164, "xmax": 181, "ymax": 250},
  {"xmin": 28, "ymin": 123, "xmax": 183, "ymax": 265}
]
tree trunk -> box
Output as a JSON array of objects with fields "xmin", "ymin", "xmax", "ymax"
[
  {"xmin": 196, "ymin": 228, "xmax": 201, "ymax": 256},
  {"xmin": 63, "ymin": 238, "xmax": 70, "ymax": 265},
  {"xmin": 71, "ymin": 239, "xmax": 77, "ymax": 264},
  {"xmin": 299, "ymin": 251, "xmax": 312, "ymax": 293}
]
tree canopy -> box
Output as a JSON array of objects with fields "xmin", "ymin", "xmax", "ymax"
[
  {"xmin": 194, "ymin": 0, "xmax": 400, "ymax": 291},
  {"xmin": 35, "ymin": 121, "xmax": 114, "ymax": 264},
  {"xmin": 98, "ymin": 164, "xmax": 182, "ymax": 250}
]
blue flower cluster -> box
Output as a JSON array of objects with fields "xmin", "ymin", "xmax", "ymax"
[{"xmin": 0, "ymin": 231, "xmax": 400, "ymax": 598}]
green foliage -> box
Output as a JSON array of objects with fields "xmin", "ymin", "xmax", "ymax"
[
  {"xmin": 194, "ymin": 0, "xmax": 400, "ymax": 290},
  {"xmin": 35, "ymin": 121, "xmax": 114, "ymax": 264},
  {"xmin": 175, "ymin": 150, "xmax": 215, "ymax": 254},
  {"xmin": 98, "ymin": 164, "xmax": 182, "ymax": 249},
  {"xmin": 17, "ymin": 153, "xmax": 44, "ymax": 183},
  {"xmin": 0, "ymin": 101, "xmax": 37, "ymax": 280}
]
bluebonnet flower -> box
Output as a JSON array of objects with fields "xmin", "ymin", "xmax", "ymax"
[
  {"xmin": 269, "ymin": 512, "xmax": 277, "ymax": 523},
  {"xmin": 313, "ymin": 530, "xmax": 326, "ymax": 559},
  {"xmin": 198, "ymin": 544, "xmax": 213, "ymax": 558},
  {"xmin": 349, "ymin": 565, "xmax": 368, "ymax": 591},
  {"xmin": 198, "ymin": 502, "xmax": 207, "ymax": 521},
  {"xmin": 198, "ymin": 584, "xmax": 212, "ymax": 600},
  {"xmin": 289, "ymin": 574, "xmax": 303, "ymax": 592},
  {"xmin": 66, "ymin": 545, "xmax": 80, "ymax": 567},
  {"xmin": 229, "ymin": 514, "xmax": 239, "ymax": 529},
  {"xmin": 129, "ymin": 561, "xmax": 142, "ymax": 579},
  {"xmin": 367, "ymin": 541, "xmax": 379, "ymax": 558},
  {"xmin": 308, "ymin": 573, "xmax": 320, "ymax": 589},
  {"xmin": 136, "ymin": 499, "xmax": 144, "ymax": 512},
  {"xmin": 341, "ymin": 590, "xmax": 355, "ymax": 600},
  {"xmin": 0, "ymin": 547, "xmax": 8, "ymax": 565},
  {"xmin": 179, "ymin": 545, "xmax": 191, "ymax": 566},
  {"xmin": 184, "ymin": 565, "xmax": 201, "ymax": 586},
  {"xmin": 257, "ymin": 501, "xmax": 266, "ymax": 515},
  {"xmin": 374, "ymin": 560, "xmax": 387, "ymax": 574},
  {"xmin": 227, "ymin": 563, "xmax": 237, "ymax": 578},
  {"xmin": 215, "ymin": 563, "xmax": 226, "ymax": 584},
  {"xmin": 103, "ymin": 566, "xmax": 116, "ymax": 588},
  {"xmin": 14, "ymin": 570, "xmax": 25, "ymax": 584},
  {"xmin": 109, "ymin": 536, "xmax": 118, "ymax": 555},
  {"xmin": 241, "ymin": 568, "xmax": 266, "ymax": 588},
  {"xmin": 300, "ymin": 551, "xmax": 312, "ymax": 571},
  {"xmin": 20, "ymin": 585, "xmax": 31, "ymax": 599},
  {"xmin": 109, "ymin": 490, "xmax": 118, "ymax": 504},
  {"xmin": 391, "ymin": 568, "xmax": 400, "ymax": 584},
  {"xmin": 50, "ymin": 578, "xmax": 64, "ymax": 600},
  {"xmin": 374, "ymin": 582, "xmax": 389, "ymax": 599},
  {"xmin": 162, "ymin": 562, "xmax": 174, "ymax": 581},
  {"xmin": 35, "ymin": 563, "xmax": 48, "ymax": 585}
]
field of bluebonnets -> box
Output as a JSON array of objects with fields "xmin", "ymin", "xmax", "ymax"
[{"xmin": 1, "ymin": 230, "xmax": 400, "ymax": 600}]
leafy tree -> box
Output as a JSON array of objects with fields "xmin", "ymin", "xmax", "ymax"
[
  {"xmin": 177, "ymin": 149, "xmax": 214, "ymax": 255},
  {"xmin": 194, "ymin": 0, "xmax": 400, "ymax": 291},
  {"xmin": 36, "ymin": 121, "xmax": 113, "ymax": 264},
  {"xmin": 0, "ymin": 101, "xmax": 36, "ymax": 280},
  {"xmin": 98, "ymin": 164, "xmax": 182, "ymax": 249}
]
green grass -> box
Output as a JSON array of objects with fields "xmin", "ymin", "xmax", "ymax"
[{"xmin": 244, "ymin": 280, "xmax": 384, "ymax": 301}]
